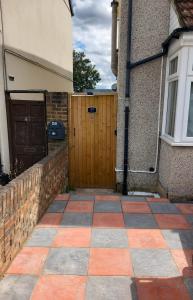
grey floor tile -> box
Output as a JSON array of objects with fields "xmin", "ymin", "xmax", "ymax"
[
  {"xmin": 47, "ymin": 201, "xmax": 67, "ymax": 213},
  {"xmin": 86, "ymin": 276, "xmax": 137, "ymax": 300},
  {"xmin": 184, "ymin": 278, "xmax": 193, "ymax": 300},
  {"xmin": 94, "ymin": 201, "xmax": 122, "ymax": 213},
  {"xmin": 149, "ymin": 203, "xmax": 180, "ymax": 214},
  {"xmin": 186, "ymin": 215, "xmax": 193, "ymax": 226},
  {"xmin": 70, "ymin": 194, "xmax": 95, "ymax": 201},
  {"xmin": 121, "ymin": 196, "xmax": 146, "ymax": 202},
  {"xmin": 131, "ymin": 249, "xmax": 180, "ymax": 277},
  {"xmin": 124, "ymin": 214, "xmax": 158, "ymax": 228},
  {"xmin": 0, "ymin": 275, "xmax": 37, "ymax": 300},
  {"xmin": 61, "ymin": 213, "xmax": 92, "ymax": 227},
  {"xmin": 25, "ymin": 228, "xmax": 57, "ymax": 247},
  {"xmin": 162, "ymin": 230, "xmax": 193, "ymax": 249},
  {"xmin": 43, "ymin": 248, "xmax": 89, "ymax": 275},
  {"xmin": 91, "ymin": 229, "xmax": 128, "ymax": 248}
]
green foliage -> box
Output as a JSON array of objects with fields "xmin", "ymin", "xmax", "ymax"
[{"xmin": 73, "ymin": 50, "xmax": 101, "ymax": 92}]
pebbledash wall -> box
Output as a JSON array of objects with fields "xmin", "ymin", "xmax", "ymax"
[
  {"xmin": 0, "ymin": 145, "xmax": 68, "ymax": 275},
  {"xmin": 116, "ymin": 0, "xmax": 170, "ymax": 192}
]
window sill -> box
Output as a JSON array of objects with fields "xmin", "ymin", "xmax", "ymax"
[{"xmin": 161, "ymin": 135, "xmax": 193, "ymax": 146}]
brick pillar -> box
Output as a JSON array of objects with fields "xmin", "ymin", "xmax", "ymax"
[{"xmin": 46, "ymin": 92, "xmax": 68, "ymax": 153}]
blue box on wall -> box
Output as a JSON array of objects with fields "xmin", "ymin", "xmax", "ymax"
[{"xmin": 48, "ymin": 120, "xmax": 65, "ymax": 140}]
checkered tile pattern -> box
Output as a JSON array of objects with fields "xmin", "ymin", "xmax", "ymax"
[{"xmin": 1, "ymin": 193, "xmax": 193, "ymax": 300}]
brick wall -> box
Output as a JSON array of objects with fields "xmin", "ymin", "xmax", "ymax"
[
  {"xmin": 0, "ymin": 144, "xmax": 68, "ymax": 276},
  {"xmin": 46, "ymin": 92, "xmax": 68, "ymax": 153}
]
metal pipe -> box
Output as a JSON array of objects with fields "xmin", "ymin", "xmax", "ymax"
[
  {"xmin": 111, "ymin": 0, "xmax": 119, "ymax": 77},
  {"xmin": 122, "ymin": 0, "xmax": 133, "ymax": 195}
]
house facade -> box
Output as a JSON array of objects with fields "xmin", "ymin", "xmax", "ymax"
[
  {"xmin": 0, "ymin": 0, "xmax": 73, "ymax": 177},
  {"xmin": 112, "ymin": 0, "xmax": 193, "ymax": 198}
]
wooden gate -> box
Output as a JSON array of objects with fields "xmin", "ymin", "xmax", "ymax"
[
  {"xmin": 7, "ymin": 99, "xmax": 47, "ymax": 175},
  {"xmin": 69, "ymin": 94, "xmax": 117, "ymax": 188}
]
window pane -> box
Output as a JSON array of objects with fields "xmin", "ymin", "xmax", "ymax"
[
  {"xmin": 187, "ymin": 83, "xmax": 193, "ymax": 137},
  {"xmin": 165, "ymin": 81, "xmax": 178, "ymax": 137},
  {"xmin": 169, "ymin": 57, "xmax": 178, "ymax": 75}
]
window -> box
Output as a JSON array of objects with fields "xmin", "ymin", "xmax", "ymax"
[
  {"xmin": 165, "ymin": 81, "xmax": 178, "ymax": 137},
  {"xmin": 169, "ymin": 57, "xmax": 178, "ymax": 75},
  {"xmin": 187, "ymin": 83, "xmax": 193, "ymax": 137},
  {"xmin": 164, "ymin": 55, "xmax": 179, "ymax": 138},
  {"xmin": 162, "ymin": 33, "xmax": 193, "ymax": 145}
]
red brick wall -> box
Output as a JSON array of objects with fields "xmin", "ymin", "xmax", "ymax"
[
  {"xmin": 46, "ymin": 92, "xmax": 68, "ymax": 153},
  {"xmin": 0, "ymin": 144, "xmax": 68, "ymax": 276}
]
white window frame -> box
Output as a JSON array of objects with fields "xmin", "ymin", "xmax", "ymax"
[{"xmin": 161, "ymin": 33, "xmax": 193, "ymax": 146}]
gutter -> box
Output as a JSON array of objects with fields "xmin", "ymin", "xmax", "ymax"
[
  {"xmin": 111, "ymin": 0, "xmax": 119, "ymax": 77},
  {"xmin": 122, "ymin": 0, "xmax": 133, "ymax": 195},
  {"xmin": 127, "ymin": 27, "xmax": 193, "ymax": 71}
]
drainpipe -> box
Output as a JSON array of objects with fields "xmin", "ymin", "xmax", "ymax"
[
  {"xmin": 111, "ymin": 0, "xmax": 119, "ymax": 77},
  {"xmin": 122, "ymin": 0, "xmax": 133, "ymax": 195}
]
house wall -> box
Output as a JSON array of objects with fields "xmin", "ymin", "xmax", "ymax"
[
  {"xmin": 116, "ymin": 0, "xmax": 170, "ymax": 191},
  {"xmin": 5, "ymin": 53, "xmax": 73, "ymax": 100},
  {"xmin": 159, "ymin": 140, "xmax": 193, "ymax": 199},
  {"xmin": 169, "ymin": 3, "xmax": 180, "ymax": 33},
  {"xmin": 0, "ymin": 0, "xmax": 73, "ymax": 173},
  {"xmin": 1, "ymin": 0, "xmax": 73, "ymax": 74}
]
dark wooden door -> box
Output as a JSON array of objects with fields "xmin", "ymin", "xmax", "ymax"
[{"xmin": 9, "ymin": 100, "xmax": 47, "ymax": 175}]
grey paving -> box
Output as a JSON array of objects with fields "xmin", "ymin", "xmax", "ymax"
[
  {"xmin": 86, "ymin": 276, "xmax": 137, "ymax": 300},
  {"xmin": 186, "ymin": 215, "xmax": 193, "ymax": 226},
  {"xmin": 149, "ymin": 203, "xmax": 180, "ymax": 214},
  {"xmin": 25, "ymin": 228, "xmax": 57, "ymax": 247},
  {"xmin": 61, "ymin": 213, "xmax": 92, "ymax": 227},
  {"xmin": 70, "ymin": 194, "xmax": 95, "ymax": 201},
  {"xmin": 131, "ymin": 249, "xmax": 180, "ymax": 277},
  {"xmin": 47, "ymin": 201, "xmax": 67, "ymax": 213},
  {"xmin": 184, "ymin": 278, "xmax": 193, "ymax": 300},
  {"xmin": 121, "ymin": 196, "xmax": 146, "ymax": 202},
  {"xmin": 91, "ymin": 229, "xmax": 128, "ymax": 248},
  {"xmin": 162, "ymin": 230, "xmax": 193, "ymax": 249},
  {"xmin": 0, "ymin": 275, "xmax": 37, "ymax": 300},
  {"xmin": 94, "ymin": 201, "xmax": 122, "ymax": 213},
  {"xmin": 44, "ymin": 248, "xmax": 89, "ymax": 275},
  {"xmin": 124, "ymin": 214, "xmax": 158, "ymax": 228}
]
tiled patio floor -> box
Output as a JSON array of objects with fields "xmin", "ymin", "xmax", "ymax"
[{"xmin": 1, "ymin": 193, "xmax": 193, "ymax": 300}]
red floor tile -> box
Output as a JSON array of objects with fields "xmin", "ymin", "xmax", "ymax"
[
  {"xmin": 122, "ymin": 202, "xmax": 151, "ymax": 213},
  {"xmin": 136, "ymin": 277, "xmax": 191, "ymax": 300},
  {"xmin": 93, "ymin": 213, "xmax": 124, "ymax": 228},
  {"xmin": 171, "ymin": 249, "xmax": 193, "ymax": 277},
  {"xmin": 31, "ymin": 275, "xmax": 86, "ymax": 300},
  {"xmin": 176, "ymin": 204, "xmax": 193, "ymax": 215},
  {"xmin": 95, "ymin": 195, "xmax": 121, "ymax": 201},
  {"xmin": 88, "ymin": 248, "xmax": 133, "ymax": 276},
  {"xmin": 65, "ymin": 201, "xmax": 93, "ymax": 213},
  {"xmin": 55, "ymin": 194, "xmax": 70, "ymax": 201},
  {"xmin": 6, "ymin": 247, "xmax": 49, "ymax": 275},
  {"xmin": 52, "ymin": 228, "xmax": 91, "ymax": 247},
  {"xmin": 146, "ymin": 198, "xmax": 170, "ymax": 203},
  {"xmin": 155, "ymin": 214, "xmax": 191, "ymax": 229},
  {"xmin": 38, "ymin": 213, "xmax": 63, "ymax": 227},
  {"xmin": 128, "ymin": 229, "xmax": 167, "ymax": 249}
]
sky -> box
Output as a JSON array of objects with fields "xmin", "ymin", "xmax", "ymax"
[{"xmin": 71, "ymin": 0, "xmax": 116, "ymax": 89}]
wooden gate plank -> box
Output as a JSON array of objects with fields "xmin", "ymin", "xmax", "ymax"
[{"xmin": 69, "ymin": 94, "xmax": 117, "ymax": 188}]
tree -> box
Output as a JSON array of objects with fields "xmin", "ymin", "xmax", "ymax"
[{"xmin": 73, "ymin": 50, "xmax": 101, "ymax": 92}]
